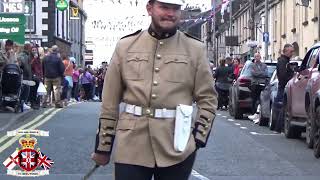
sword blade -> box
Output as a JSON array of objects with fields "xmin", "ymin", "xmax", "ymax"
[{"xmin": 83, "ymin": 164, "xmax": 100, "ymax": 180}]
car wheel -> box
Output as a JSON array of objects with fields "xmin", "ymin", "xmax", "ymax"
[
  {"xmin": 234, "ymin": 102, "xmax": 243, "ymax": 119},
  {"xmin": 284, "ymin": 102, "xmax": 301, "ymax": 139},
  {"xmin": 306, "ymin": 109, "xmax": 316, "ymax": 148},
  {"xmin": 258, "ymin": 112, "xmax": 268, "ymax": 126},
  {"xmin": 269, "ymin": 106, "xmax": 276, "ymax": 130},
  {"xmin": 314, "ymin": 106, "xmax": 320, "ymax": 158}
]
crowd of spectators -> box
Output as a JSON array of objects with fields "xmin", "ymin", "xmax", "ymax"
[{"xmin": 0, "ymin": 39, "xmax": 107, "ymax": 112}]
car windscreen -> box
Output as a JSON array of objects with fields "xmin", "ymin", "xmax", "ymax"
[{"xmin": 240, "ymin": 62, "xmax": 276, "ymax": 78}]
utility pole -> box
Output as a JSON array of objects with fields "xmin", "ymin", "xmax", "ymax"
[
  {"xmin": 264, "ymin": 0, "xmax": 269, "ymax": 61},
  {"xmin": 212, "ymin": 0, "xmax": 216, "ymax": 66},
  {"xmin": 250, "ymin": 0, "xmax": 255, "ymax": 41},
  {"xmin": 229, "ymin": 0, "xmax": 233, "ymax": 57}
]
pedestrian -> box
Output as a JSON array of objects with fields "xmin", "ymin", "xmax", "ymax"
[
  {"xmin": 62, "ymin": 55, "xmax": 74, "ymax": 105},
  {"xmin": 42, "ymin": 45, "xmax": 65, "ymax": 108},
  {"xmin": 72, "ymin": 62, "xmax": 80, "ymax": 101},
  {"xmin": 29, "ymin": 44, "xmax": 43, "ymax": 110},
  {"xmin": 96, "ymin": 68, "xmax": 104, "ymax": 101},
  {"xmin": 248, "ymin": 52, "xmax": 268, "ymax": 120},
  {"xmin": 214, "ymin": 58, "xmax": 233, "ymax": 110},
  {"xmin": 91, "ymin": 1, "xmax": 217, "ymax": 180},
  {"xmin": 17, "ymin": 43, "xmax": 33, "ymax": 110},
  {"xmin": 233, "ymin": 58, "xmax": 243, "ymax": 79},
  {"xmin": 274, "ymin": 44, "xmax": 295, "ymax": 133},
  {"xmin": 79, "ymin": 68, "xmax": 93, "ymax": 101}
]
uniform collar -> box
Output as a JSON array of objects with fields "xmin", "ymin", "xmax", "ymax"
[{"xmin": 148, "ymin": 26, "xmax": 177, "ymax": 40}]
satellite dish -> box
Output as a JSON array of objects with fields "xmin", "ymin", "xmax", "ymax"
[{"xmin": 301, "ymin": 0, "xmax": 309, "ymax": 7}]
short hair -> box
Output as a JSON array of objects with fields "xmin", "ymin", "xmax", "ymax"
[
  {"xmin": 283, "ymin": 44, "xmax": 293, "ymax": 51},
  {"xmin": 148, "ymin": 0, "xmax": 156, "ymax": 4},
  {"xmin": 51, "ymin": 45, "xmax": 59, "ymax": 52},
  {"xmin": 5, "ymin": 39, "xmax": 14, "ymax": 46}
]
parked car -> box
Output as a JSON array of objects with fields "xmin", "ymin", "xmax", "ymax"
[
  {"xmin": 258, "ymin": 70, "xmax": 278, "ymax": 127},
  {"xmin": 305, "ymin": 57, "xmax": 320, "ymax": 149},
  {"xmin": 229, "ymin": 60, "xmax": 277, "ymax": 119},
  {"xmin": 284, "ymin": 43, "xmax": 320, "ymax": 140},
  {"xmin": 259, "ymin": 61, "xmax": 301, "ymax": 128}
]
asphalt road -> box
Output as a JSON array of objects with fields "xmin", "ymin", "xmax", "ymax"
[{"xmin": 0, "ymin": 102, "xmax": 319, "ymax": 180}]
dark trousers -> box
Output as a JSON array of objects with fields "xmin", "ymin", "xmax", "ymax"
[
  {"xmin": 82, "ymin": 83, "xmax": 91, "ymax": 100},
  {"xmin": 251, "ymin": 84, "xmax": 265, "ymax": 114},
  {"xmin": 72, "ymin": 82, "xmax": 79, "ymax": 100},
  {"xmin": 274, "ymin": 87, "xmax": 285, "ymax": 132},
  {"xmin": 29, "ymin": 77, "xmax": 40, "ymax": 107},
  {"xmin": 115, "ymin": 151, "xmax": 196, "ymax": 180}
]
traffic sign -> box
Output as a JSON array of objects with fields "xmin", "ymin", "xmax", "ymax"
[
  {"xmin": 263, "ymin": 32, "xmax": 269, "ymax": 43},
  {"xmin": 0, "ymin": 13, "xmax": 26, "ymax": 44},
  {"xmin": 56, "ymin": 0, "xmax": 68, "ymax": 11}
]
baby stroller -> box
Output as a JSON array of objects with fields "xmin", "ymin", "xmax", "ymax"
[{"xmin": 1, "ymin": 64, "xmax": 23, "ymax": 113}]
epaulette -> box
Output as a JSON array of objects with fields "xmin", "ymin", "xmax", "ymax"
[
  {"xmin": 184, "ymin": 32, "xmax": 202, "ymax": 42},
  {"xmin": 121, "ymin": 29, "xmax": 142, "ymax": 39}
]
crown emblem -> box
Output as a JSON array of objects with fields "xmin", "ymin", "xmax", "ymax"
[{"xmin": 19, "ymin": 134, "xmax": 37, "ymax": 149}]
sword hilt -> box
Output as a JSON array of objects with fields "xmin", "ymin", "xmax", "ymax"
[{"xmin": 83, "ymin": 164, "xmax": 100, "ymax": 180}]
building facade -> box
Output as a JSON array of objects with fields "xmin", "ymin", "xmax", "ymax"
[{"xmin": 203, "ymin": 0, "xmax": 320, "ymax": 65}]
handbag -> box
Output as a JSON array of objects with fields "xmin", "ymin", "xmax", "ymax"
[
  {"xmin": 174, "ymin": 104, "xmax": 193, "ymax": 152},
  {"xmin": 37, "ymin": 82, "xmax": 47, "ymax": 95}
]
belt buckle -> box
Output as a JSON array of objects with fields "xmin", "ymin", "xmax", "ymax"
[
  {"xmin": 134, "ymin": 106, "xmax": 142, "ymax": 116},
  {"xmin": 144, "ymin": 108, "xmax": 154, "ymax": 117}
]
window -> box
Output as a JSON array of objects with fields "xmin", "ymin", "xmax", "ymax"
[
  {"xmin": 307, "ymin": 48, "xmax": 320, "ymax": 68},
  {"xmin": 25, "ymin": 0, "xmax": 35, "ymax": 33}
]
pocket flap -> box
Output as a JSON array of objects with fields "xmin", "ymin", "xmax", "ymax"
[
  {"xmin": 178, "ymin": 104, "xmax": 193, "ymax": 117},
  {"xmin": 116, "ymin": 119, "xmax": 136, "ymax": 130},
  {"xmin": 164, "ymin": 55, "xmax": 188, "ymax": 64},
  {"xmin": 127, "ymin": 53, "xmax": 149, "ymax": 62}
]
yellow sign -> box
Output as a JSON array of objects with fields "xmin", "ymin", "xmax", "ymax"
[{"xmin": 70, "ymin": 3, "xmax": 79, "ymax": 20}]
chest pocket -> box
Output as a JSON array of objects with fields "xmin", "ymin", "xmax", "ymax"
[
  {"xmin": 163, "ymin": 55, "xmax": 189, "ymax": 83},
  {"xmin": 124, "ymin": 53, "xmax": 149, "ymax": 80}
]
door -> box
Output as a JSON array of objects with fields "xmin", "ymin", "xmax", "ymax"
[{"xmin": 291, "ymin": 48, "xmax": 319, "ymax": 118}]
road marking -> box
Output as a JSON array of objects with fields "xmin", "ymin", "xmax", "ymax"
[
  {"xmin": 227, "ymin": 119, "xmax": 234, "ymax": 122},
  {"xmin": 234, "ymin": 123, "xmax": 241, "ymax": 126},
  {"xmin": 0, "ymin": 108, "xmax": 62, "ymax": 153},
  {"xmin": 240, "ymin": 127, "xmax": 248, "ymax": 129},
  {"xmin": 191, "ymin": 170, "xmax": 210, "ymax": 180},
  {"xmin": 222, "ymin": 116, "xmax": 227, "ymax": 118},
  {"xmin": 0, "ymin": 108, "xmax": 55, "ymax": 145},
  {"xmin": 250, "ymin": 132, "xmax": 281, "ymax": 136},
  {"xmin": 217, "ymin": 113, "xmax": 221, "ymax": 116}
]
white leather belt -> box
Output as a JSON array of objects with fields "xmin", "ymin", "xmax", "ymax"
[{"xmin": 124, "ymin": 103, "xmax": 176, "ymax": 118}]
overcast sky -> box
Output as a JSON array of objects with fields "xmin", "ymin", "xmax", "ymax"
[{"xmin": 84, "ymin": 0, "xmax": 212, "ymax": 66}]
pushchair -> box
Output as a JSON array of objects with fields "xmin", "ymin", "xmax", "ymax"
[{"xmin": 0, "ymin": 64, "xmax": 23, "ymax": 113}]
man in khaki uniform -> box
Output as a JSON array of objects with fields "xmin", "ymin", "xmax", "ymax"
[{"xmin": 91, "ymin": 0, "xmax": 217, "ymax": 179}]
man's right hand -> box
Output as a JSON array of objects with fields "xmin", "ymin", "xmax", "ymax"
[{"xmin": 91, "ymin": 153, "xmax": 110, "ymax": 166}]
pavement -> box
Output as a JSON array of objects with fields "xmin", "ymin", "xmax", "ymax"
[{"xmin": 0, "ymin": 102, "xmax": 319, "ymax": 180}]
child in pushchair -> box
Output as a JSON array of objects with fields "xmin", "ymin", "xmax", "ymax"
[{"xmin": 0, "ymin": 64, "xmax": 23, "ymax": 112}]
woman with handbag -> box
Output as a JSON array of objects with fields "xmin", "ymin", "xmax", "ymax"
[{"xmin": 30, "ymin": 44, "xmax": 43, "ymax": 110}]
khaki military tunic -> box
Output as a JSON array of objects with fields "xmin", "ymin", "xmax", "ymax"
[{"xmin": 95, "ymin": 28, "xmax": 218, "ymax": 168}]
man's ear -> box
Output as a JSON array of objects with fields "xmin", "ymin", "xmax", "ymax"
[{"xmin": 146, "ymin": 3, "xmax": 152, "ymax": 16}]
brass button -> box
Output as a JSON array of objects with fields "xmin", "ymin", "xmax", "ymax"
[
  {"xmin": 156, "ymin": 54, "xmax": 161, "ymax": 59},
  {"xmin": 103, "ymin": 126, "xmax": 108, "ymax": 130},
  {"xmin": 155, "ymin": 67, "xmax": 160, "ymax": 72},
  {"xmin": 207, "ymin": 119, "xmax": 212, "ymax": 123},
  {"xmin": 165, "ymin": 33, "xmax": 169, "ymax": 37},
  {"xmin": 146, "ymin": 109, "xmax": 151, "ymax": 114},
  {"xmin": 201, "ymin": 132, "xmax": 207, "ymax": 136},
  {"xmin": 151, "ymin": 94, "xmax": 157, "ymax": 99},
  {"xmin": 159, "ymin": 41, "xmax": 164, "ymax": 45},
  {"xmin": 204, "ymin": 125, "xmax": 209, "ymax": 130},
  {"xmin": 151, "ymin": 32, "xmax": 155, "ymax": 36},
  {"xmin": 102, "ymin": 141, "xmax": 108, "ymax": 145},
  {"xmin": 153, "ymin": 81, "xmax": 158, "ymax": 86},
  {"xmin": 150, "ymin": 113, "xmax": 154, "ymax": 117},
  {"xmin": 102, "ymin": 132, "xmax": 108, "ymax": 137}
]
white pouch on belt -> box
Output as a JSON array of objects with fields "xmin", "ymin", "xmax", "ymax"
[{"xmin": 174, "ymin": 104, "xmax": 193, "ymax": 152}]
